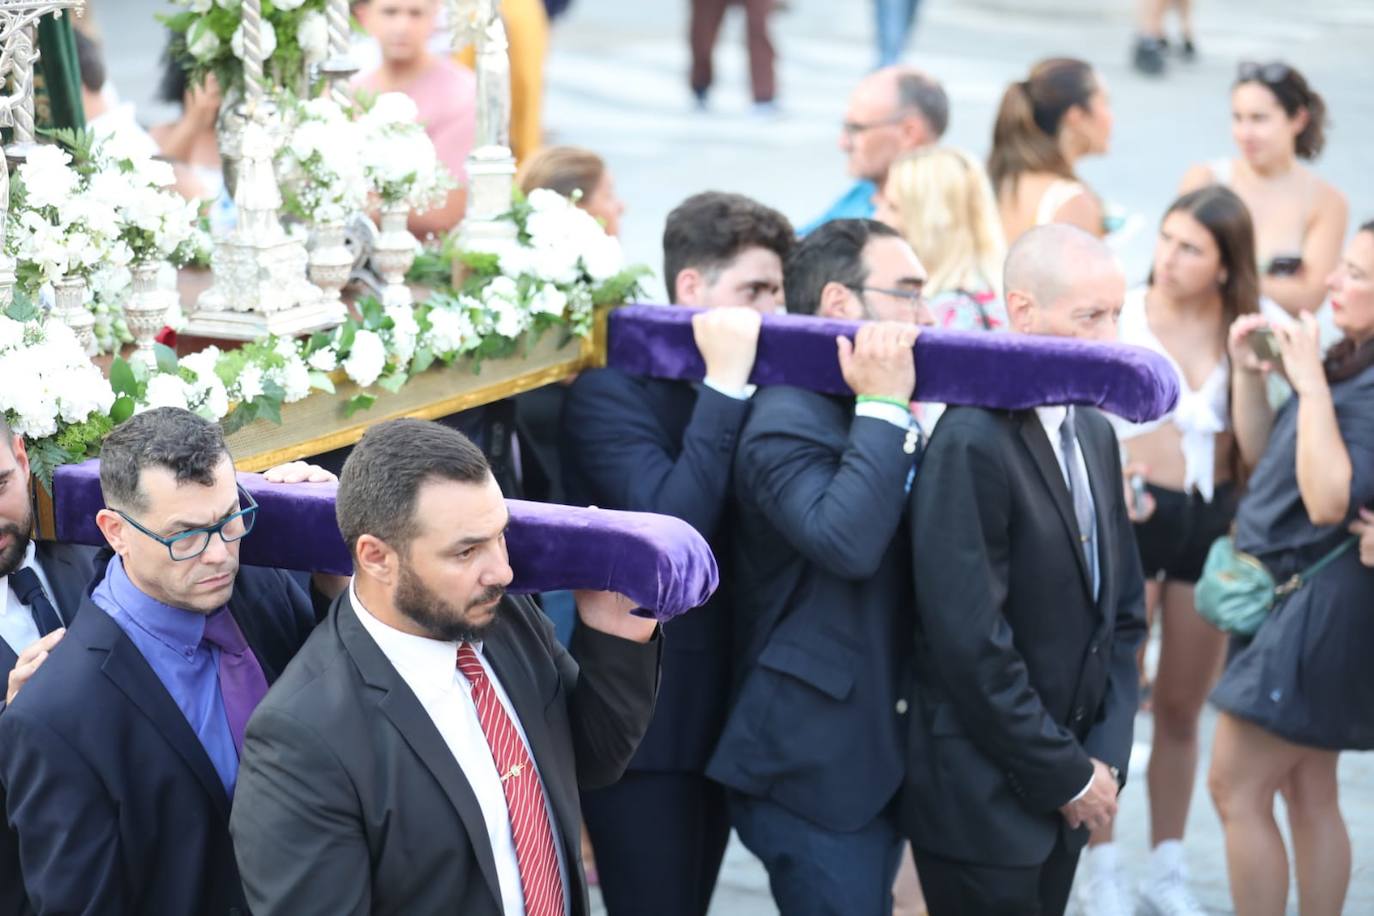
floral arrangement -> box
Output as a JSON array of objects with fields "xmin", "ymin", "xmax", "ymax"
[
  {"xmin": 278, "ymin": 96, "xmax": 370, "ymax": 226},
  {"xmin": 356, "ymin": 93, "xmax": 455, "ymax": 211},
  {"xmin": 6, "ymin": 135, "xmax": 209, "ymax": 353},
  {"xmin": 0, "ymin": 301, "xmax": 115, "ymax": 488},
  {"xmin": 163, "ymin": 0, "xmax": 331, "ymax": 98}
]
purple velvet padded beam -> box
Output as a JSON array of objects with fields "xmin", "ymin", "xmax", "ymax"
[
  {"xmin": 51, "ymin": 461, "xmax": 718, "ymax": 622},
  {"xmin": 607, "ymin": 305, "xmax": 1179, "ymax": 424}
]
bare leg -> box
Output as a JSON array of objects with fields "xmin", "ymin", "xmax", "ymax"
[
  {"xmin": 1173, "ymin": 0, "xmax": 1194, "ymax": 40},
  {"xmin": 1138, "ymin": 0, "xmax": 1169, "ymax": 37},
  {"xmin": 1137, "ymin": 578, "xmax": 1163, "ymax": 711},
  {"xmin": 1147, "ymin": 582, "xmax": 1226, "ymax": 845},
  {"xmin": 1208, "ymin": 712, "xmax": 1305, "ymax": 916},
  {"xmin": 1285, "ymin": 750, "xmax": 1350, "ymax": 916}
]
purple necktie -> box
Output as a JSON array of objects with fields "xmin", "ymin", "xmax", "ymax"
[{"xmin": 201, "ymin": 609, "xmax": 269, "ymax": 755}]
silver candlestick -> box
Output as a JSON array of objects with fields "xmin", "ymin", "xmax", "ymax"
[
  {"xmin": 186, "ymin": 0, "xmax": 336, "ymax": 340},
  {"xmin": 449, "ymin": 0, "xmax": 516, "ymax": 249}
]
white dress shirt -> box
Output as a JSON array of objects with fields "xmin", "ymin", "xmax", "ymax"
[
  {"xmin": 1036, "ymin": 406, "xmax": 1101, "ymax": 805},
  {"xmin": 0, "ymin": 541, "xmax": 58, "ymax": 656},
  {"xmin": 351, "ymin": 582, "xmax": 568, "ymax": 916}
]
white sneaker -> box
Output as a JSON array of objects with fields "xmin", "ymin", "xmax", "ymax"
[
  {"xmin": 1138, "ymin": 868, "xmax": 1206, "ymax": 916},
  {"xmin": 1074, "ymin": 866, "xmax": 1133, "ymax": 916}
]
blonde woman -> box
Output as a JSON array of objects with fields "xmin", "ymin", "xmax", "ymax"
[{"xmin": 876, "ymin": 146, "xmax": 1009, "ymax": 331}]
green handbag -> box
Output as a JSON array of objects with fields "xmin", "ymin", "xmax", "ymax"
[{"xmin": 1195, "ymin": 534, "xmax": 1359, "ymax": 637}]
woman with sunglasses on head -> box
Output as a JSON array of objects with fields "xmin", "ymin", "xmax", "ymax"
[
  {"xmin": 1077, "ymin": 186, "xmax": 1278, "ymax": 916},
  {"xmin": 1179, "ymin": 62, "xmax": 1348, "ymax": 319},
  {"xmin": 1206, "ymin": 222, "xmax": 1374, "ymax": 916},
  {"xmin": 988, "ymin": 57, "xmax": 1114, "ymax": 244}
]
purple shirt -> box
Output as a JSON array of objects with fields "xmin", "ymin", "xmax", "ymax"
[{"xmin": 91, "ymin": 556, "xmax": 239, "ymax": 795}]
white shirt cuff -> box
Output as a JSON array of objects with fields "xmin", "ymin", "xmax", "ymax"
[
  {"xmin": 854, "ymin": 400, "xmax": 912, "ymax": 430},
  {"xmin": 1067, "ymin": 772, "xmax": 1095, "ymax": 804},
  {"xmin": 702, "ymin": 378, "xmax": 755, "ymax": 401}
]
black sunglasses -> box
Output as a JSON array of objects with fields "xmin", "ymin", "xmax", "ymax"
[{"xmin": 1237, "ymin": 61, "xmax": 1291, "ymax": 85}]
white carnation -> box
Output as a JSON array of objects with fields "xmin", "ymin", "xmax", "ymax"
[
  {"xmin": 385, "ymin": 305, "xmax": 419, "ymax": 362},
  {"xmin": 143, "ymin": 373, "xmax": 192, "ymax": 412},
  {"xmin": 187, "ymin": 21, "xmax": 222, "ymax": 62},
  {"xmin": 367, "ymin": 92, "xmax": 419, "ymax": 126},
  {"xmin": 236, "ymin": 363, "xmax": 265, "ymax": 402},
  {"xmin": 307, "ymin": 347, "xmax": 338, "ymax": 372},
  {"xmin": 281, "ymin": 358, "xmax": 312, "ymax": 402},
  {"xmin": 273, "ymin": 0, "xmax": 307, "ymax": 9},
  {"xmin": 425, "ymin": 306, "xmax": 476, "ymax": 356},
  {"xmin": 342, "ymin": 329, "xmax": 386, "ymax": 388},
  {"xmin": 529, "ymin": 283, "xmax": 568, "ymax": 317},
  {"xmin": 298, "ymin": 11, "xmax": 329, "ymax": 63},
  {"xmin": 581, "ymin": 233, "xmax": 625, "ymax": 283}
]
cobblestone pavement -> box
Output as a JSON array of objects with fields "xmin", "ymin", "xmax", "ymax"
[{"xmin": 106, "ymin": 2, "xmax": 1374, "ymax": 913}]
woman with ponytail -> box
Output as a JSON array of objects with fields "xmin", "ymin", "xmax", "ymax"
[
  {"xmin": 1178, "ymin": 62, "xmax": 1348, "ymax": 317},
  {"xmin": 988, "ymin": 58, "xmax": 1114, "ymax": 244}
]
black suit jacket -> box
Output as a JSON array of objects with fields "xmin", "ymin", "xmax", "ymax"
[
  {"xmin": 0, "ymin": 542, "xmax": 101, "ymax": 679},
  {"xmin": 0, "ymin": 562, "xmax": 319, "ymax": 916},
  {"xmin": 562, "ymin": 368, "xmax": 748, "ymax": 772},
  {"xmin": 229, "ymin": 591, "xmax": 661, "ymax": 916},
  {"xmin": 901, "ymin": 407, "xmax": 1147, "ymax": 868},
  {"xmin": 706, "ymin": 386, "xmax": 919, "ymax": 831}
]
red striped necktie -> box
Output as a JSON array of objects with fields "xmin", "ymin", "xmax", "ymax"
[{"xmin": 457, "ymin": 642, "xmax": 565, "ymax": 916}]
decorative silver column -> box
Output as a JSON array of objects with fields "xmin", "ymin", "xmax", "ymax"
[
  {"xmin": 450, "ymin": 0, "xmax": 517, "ymax": 248},
  {"xmin": 0, "ymin": 1, "xmax": 87, "ymax": 307},
  {"xmin": 186, "ymin": 0, "xmax": 337, "ymax": 340},
  {"xmin": 319, "ymin": 0, "xmax": 358, "ymax": 107}
]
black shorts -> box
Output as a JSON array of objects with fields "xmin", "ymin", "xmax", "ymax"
[{"xmin": 1133, "ymin": 482, "xmax": 1238, "ymax": 583}]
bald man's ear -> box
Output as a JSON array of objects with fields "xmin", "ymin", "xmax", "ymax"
[
  {"xmin": 898, "ymin": 114, "xmax": 931, "ymax": 151},
  {"xmin": 1005, "ymin": 289, "xmax": 1038, "ymax": 334},
  {"xmin": 817, "ymin": 281, "xmax": 863, "ymax": 320}
]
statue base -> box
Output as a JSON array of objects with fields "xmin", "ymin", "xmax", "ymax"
[{"xmin": 186, "ymin": 232, "xmax": 341, "ymax": 340}]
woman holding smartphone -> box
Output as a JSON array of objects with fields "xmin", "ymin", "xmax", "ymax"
[
  {"xmin": 1207, "ymin": 221, "xmax": 1374, "ymax": 916},
  {"xmin": 1077, "ymin": 186, "xmax": 1270, "ymax": 916},
  {"xmin": 1178, "ymin": 61, "xmax": 1347, "ymax": 317}
]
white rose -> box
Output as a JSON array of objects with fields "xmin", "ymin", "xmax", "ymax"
[
  {"xmin": 199, "ymin": 379, "xmax": 230, "ymax": 420},
  {"xmin": 342, "ymin": 329, "xmax": 386, "ymax": 388},
  {"xmin": 582, "ymin": 233, "xmax": 625, "ymax": 283},
  {"xmin": 273, "ymin": 0, "xmax": 307, "ymax": 9},
  {"xmin": 143, "ymin": 373, "xmax": 192, "ymax": 412},
  {"xmin": 298, "ymin": 11, "xmax": 329, "ymax": 63},
  {"xmin": 180, "ymin": 346, "xmax": 223, "ymax": 381},
  {"xmin": 367, "ymin": 92, "xmax": 419, "ymax": 126},
  {"xmin": 529, "ymin": 284, "xmax": 568, "ymax": 317},
  {"xmin": 237, "ymin": 363, "xmax": 265, "ymax": 402},
  {"xmin": 488, "ymin": 299, "xmax": 528, "ymax": 340},
  {"xmin": 231, "ymin": 19, "xmax": 277, "ymax": 64},
  {"xmin": 385, "ymin": 305, "xmax": 419, "ymax": 361},
  {"xmin": 187, "ymin": 19, "xmax": 221, "ymax": 62},
  {"xmin": 424, "ymin": 307, "xmax": 476, "ymax": 355},
  {"xmin": 281, "ymin": 359, "xmax": 312, "ymax": 402},
  {"xmin": 307, "ymin": 347, "xmax": 338, "ymax": 372}
]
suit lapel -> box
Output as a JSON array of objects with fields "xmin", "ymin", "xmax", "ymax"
[
  {"xmin": 33, "ymin": 542, "xmax": 90, "ymax": 627},
  {"xmin": 1017, "ymin": 412, "xmax": 1094, "ymax": 598},
  {"xmin": 0, "ymin": 636, "xmax": 17, "ymax": 680},
  {"xmin": 335, "ymin": 594, "xmax": 506, "ymax": 911},
  {"xmin": 86, "ymin": 600, "xmax": 231, "ymax": 819}
]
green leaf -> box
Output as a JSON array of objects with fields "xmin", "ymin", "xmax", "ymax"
[
  {"xmin": 109, "ymin": 358, "xmax": 138, "ymax": 398},
  {"xmin": 377, "ymin": 371, "xmax": 408, "ymax": 394},
  {"xmin": 410, "ymin": 346, "xmax": 435, "ymax": 375},
  {"xmin": 3, "ymin": 290, "xmax": 40, "ymax": 322},
  {"xmin": 110, "ymin": 395, "xmax": 136, "ymax": 425},
  {"xmin": 343, "ymin": 393, "xmax": 376, "ymax": 418},
  {"xmin": 337, "ymin": 322, "xmax": 357, "ymax": 353},
  {"xmin": 24, "ymin": 439, "xmax": 72, "ymax": 495},
  {"xmin": 255, "ymin": 397, "xmax": 283, "ymax": 425},
  {"xmin": 359, "ymin": 297, "xmax": 385, "ymax": 329},
  {"xmin": 220, "ymin": 402, "xmax": 259, "ymax": 437},
  {"xmin": 308, "ymin": 371, "xmax": 335, "ymax": 394},
  {"xmin": 154, "ymin": 343, "xmax": 180, "ymax": 375}
]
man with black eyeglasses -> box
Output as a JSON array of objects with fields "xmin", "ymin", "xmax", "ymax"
[
  {"xmin": 801, "ymin": 66, "xmax": 948, "ymax": 235},
  {"xmin": 0, "ymin": 407, "xmax": 344, "ymax": 915},
  {"xmin": 707, "ymin": 219, "xmax": 933, "ymax": 912}
]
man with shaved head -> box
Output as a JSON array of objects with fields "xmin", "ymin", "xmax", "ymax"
[
  {"xmin": 802, "ymin": 66, "xmax": 948, "ymax": 234},
  {"xmin": 900, "ymin": 225, "xmax": 1148, "ymax": 915}
]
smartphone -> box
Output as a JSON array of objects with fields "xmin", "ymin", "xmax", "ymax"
[
  {"xmin": 1249, "ymin": 327, "xmax": 1283, "ymax": 363},
  {"xmin": 1129, "ymin": 474, "xmax": 1149, "ymax": 515},
  {"xmin": 1267, "ymin": 255, "xmax": 1303, "ymax": 277}
]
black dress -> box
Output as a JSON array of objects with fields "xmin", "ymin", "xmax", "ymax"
[{"xmin": 1211, "ymin": 362, "xmax": 1374, "ymax": 750}]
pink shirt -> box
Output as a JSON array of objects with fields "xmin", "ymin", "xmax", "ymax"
[{"xmin": 356, "ymin": 57, "xmax": 477, "ymax": 181}]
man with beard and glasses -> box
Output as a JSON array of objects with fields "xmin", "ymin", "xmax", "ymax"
[
  {"xmin": 0, "ymin": 407, "xmax": 344, "ymax": 916},
  {"xmin": 230, "ymin": 418, "xmax": 662, "ymax": 916},
  {"xmin": 0, "ymin": 416, "xmax": 100, "ymax": 706}
]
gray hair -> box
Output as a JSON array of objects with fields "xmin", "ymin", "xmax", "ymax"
[{"xmin": 896, "ymin": 70, "xmax": 949, "ymax": 139}]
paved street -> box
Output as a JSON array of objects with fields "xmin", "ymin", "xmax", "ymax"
[{"xmin": 100, "ymin": 1, "xmax": 1374, "ymax": 913}]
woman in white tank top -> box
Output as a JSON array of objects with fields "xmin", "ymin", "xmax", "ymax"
[
  {"xmin": 987, "ymin": 58, "xmax": 1113, "ymax": 244},
  {"xmin": 1078, "ymin": 187, "xmax": 1275, "ymax": 915},
  {"xmin": 1177, "ymin": 61, "xmax": 1347, "ymax": 318}
]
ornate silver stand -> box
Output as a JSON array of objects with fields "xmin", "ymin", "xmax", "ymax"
[
  {"xmin": 185, "ymin": 0, "xmax": 335, "ymax": 340},
  {"xmin": 451, "ymin": 0, "xmax": 517, "ymax": 249}
]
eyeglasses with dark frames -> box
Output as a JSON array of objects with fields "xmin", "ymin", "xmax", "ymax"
[
  {"xmin": 847, "ymin": 284, "xmax": 928, "ymax": 307},
  {"xmin": 841, "ymin": 111, "xmax": 919, "ymax": 136},
  {"xmin": 115, "ymin": 486, "xmax": 259, "ymax": 561}
]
